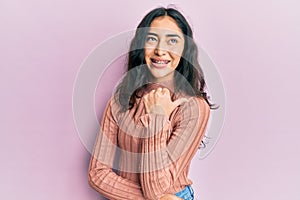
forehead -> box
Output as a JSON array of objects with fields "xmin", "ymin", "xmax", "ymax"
[{"xmin": 148, "ymin": 16, "xmax": 183, "ymax": 36}]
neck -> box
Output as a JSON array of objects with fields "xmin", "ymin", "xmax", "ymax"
[{"xmin": 149, "ymin": 78, "xmax": 175, "ymax": 93}]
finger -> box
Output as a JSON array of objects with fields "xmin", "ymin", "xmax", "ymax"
[
  {"xmin": 148, "ymin": 89, "xmax": 156, "ymax": 102},
  {"xmin": 156, "ymin": 87, "xmax": 163, "ymax": 92},
  {"xmin": 149, "ymin": 89, "xmax": 155, "ymax": 97},
  {"xmin": 161, "ymin": 87, "xmax": 169, "ymax": 95},
  {"xmin": 156, "ymin": 87, "xmax": 163, "ymax": 96},
  {"xmin": 142, "ymin": 95, "xmax": 149, "ymax": 113},
  {"xmin": 162, "ymin": 88, "xmax": 170, "ymax": 96}
]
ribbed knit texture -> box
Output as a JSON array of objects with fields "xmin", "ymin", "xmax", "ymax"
[{"xmin": 88, "ymin": 87, "xmax": 210, "ymax": 200}]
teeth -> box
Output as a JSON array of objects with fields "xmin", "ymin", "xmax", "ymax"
[{"xmin": 152, "ymin": 59, "xmax": 169, "ymax": 64}]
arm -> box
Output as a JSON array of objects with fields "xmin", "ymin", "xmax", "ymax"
[
  {"xmin": 88, "ymin": 99, "xmax": 145, "ymax": 200},
  {"xmin": 139, "ymin": 96, "xmax": 210, "ymax": 199}
]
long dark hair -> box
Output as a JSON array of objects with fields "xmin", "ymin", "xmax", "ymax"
[{"xmin": 115, "ymin": 7, "xmax": 215, "ymax": 112}]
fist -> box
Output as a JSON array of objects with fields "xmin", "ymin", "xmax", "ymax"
[{"xmin": 142, "ymin": 87, "xmax": 188, "ymax": 117}]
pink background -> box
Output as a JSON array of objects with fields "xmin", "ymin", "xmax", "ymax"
[{"xmin": 1, "ymin": 0, "xmax": 300, "ymax": 199}]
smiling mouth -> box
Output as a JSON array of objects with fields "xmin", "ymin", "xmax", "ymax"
[
  {"xmin": 151, "ymin": 58, "xmax": 170, "ymax": 64},
  {"xmin": 150, "ymin": 58, "xmax": 170, "ymax": 68}
]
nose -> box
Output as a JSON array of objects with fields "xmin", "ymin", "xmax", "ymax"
[{"xmin": 154, "ymin": 41, "xmax": 167, "ymax": 56}]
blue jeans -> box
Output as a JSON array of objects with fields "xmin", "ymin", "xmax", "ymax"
[{"xmin": 175, "ymin": 185, "xmax": 194, "ymax": 200}]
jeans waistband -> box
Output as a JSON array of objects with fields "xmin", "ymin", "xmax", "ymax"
[{"xmin": 175, "ymin": 185, "xmax": 194, "ymax": 200}]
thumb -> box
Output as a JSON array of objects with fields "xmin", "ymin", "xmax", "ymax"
[{"xmin": 173, "ymin": 97, "xmax": 189, "ymax": 107}]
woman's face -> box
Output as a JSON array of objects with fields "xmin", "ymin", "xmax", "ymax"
[{"xmin": 144, "ymin": 16, "xmax": 185, "ymax": 82}]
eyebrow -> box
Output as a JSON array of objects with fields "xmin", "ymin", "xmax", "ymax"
[{"xmin": 147, "ymin": 32, "xmax": 182, "ymax": 39}]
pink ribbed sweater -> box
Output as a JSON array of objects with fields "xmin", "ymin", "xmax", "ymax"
[{"xmin": 88, "ymin": 87, "xmax": 210, "ymax": 200}]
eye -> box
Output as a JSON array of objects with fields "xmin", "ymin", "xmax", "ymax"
[
  {"xmin": 146, "ymin": 36, "xmax": 157, "ymax": 43},
  {"xmin": 168, "ymin": 38, "xmax": 178, "ymax": 45}
]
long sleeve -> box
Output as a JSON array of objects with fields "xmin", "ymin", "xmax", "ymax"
[
  {"xmin": 139, "ymin": 97, "xmax": 210, "ymax": 199},
  {"xmin": 88, "ymin": 99, "xmax": 145, "ymax": 200}
]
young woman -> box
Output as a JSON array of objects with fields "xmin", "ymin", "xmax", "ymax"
[{"xmin": 88, "ymin": 7, "xmax": 213, "ymax": 200}]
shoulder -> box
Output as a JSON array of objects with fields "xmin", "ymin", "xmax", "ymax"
[
  {"xmin": 101, "ymin": 96, "xmax": 122, "ymax": 123},
  {"xmin": 195, "ymin": 97, "xmax": 210, "ymax": 112},
  {"xmin": 171, "ymin": 96, "xmax": 210, "ymax": 121},
  {"xmin": 182, "ymin": 96, "xmax": 210, "ymax": 112},
  {"xmin": 177, "ymin": 96, "xmax": 210, "ymax": 122}
]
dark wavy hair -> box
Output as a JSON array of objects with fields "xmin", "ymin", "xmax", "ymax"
[{"xmin": 114, "ymin": 7, "xmax": 215, "ymax": 112}]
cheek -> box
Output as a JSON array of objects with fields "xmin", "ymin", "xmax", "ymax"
[
  {"xmin": 169, "ymin": 46, "xmax": 184, "ymax": 64},
  {"xmin": 169, "ymin": 42, "xmax": 184, "ymax": 56},
  {"xmin": 170, "ymin": 53, "xmax": 182, "ymax": 68},
  {"xmin": 144, "ymin": 48, "xmax": 154, "ymax": 59}
]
